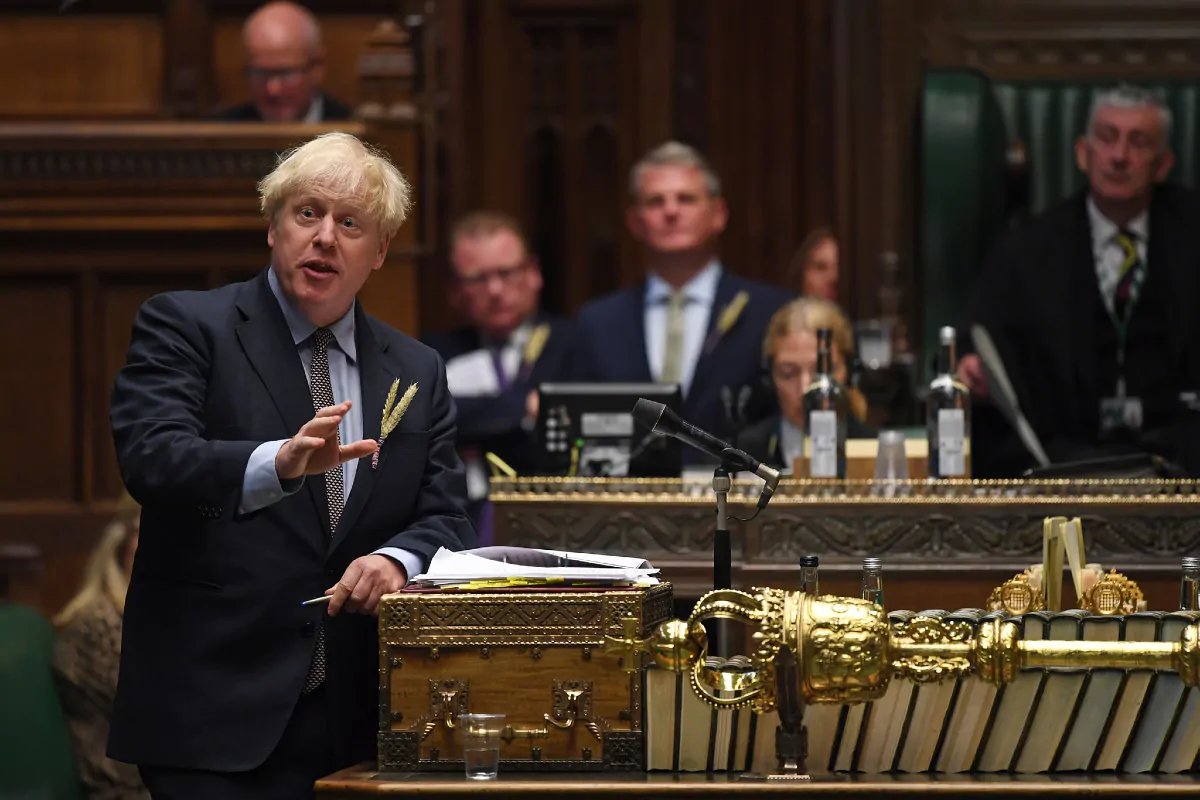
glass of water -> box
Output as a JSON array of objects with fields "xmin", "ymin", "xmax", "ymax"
[
  {"xmin": 873, "ymin": 430, "xmax": 909, "ymax": 497},
  {"xmin": 458, "ymin": 713, "xmax": 504, "ymax": 780}
]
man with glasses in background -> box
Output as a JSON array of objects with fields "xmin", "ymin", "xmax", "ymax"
[
  {"xmin": 423, "ymin": 212, "xmax": 575, "ymax": 541},
  {"xmin": 216, "ymin": 1, "xmax": 353, "ymax": 123}
]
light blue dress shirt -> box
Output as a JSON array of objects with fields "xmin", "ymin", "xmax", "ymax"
[
  {"xmin": 643, "ymin": 260, "xmax": 721, "ymax": 398},
  {"xmin": 237, "ymin": 267, "xmax": 421, "ymax": 581}
]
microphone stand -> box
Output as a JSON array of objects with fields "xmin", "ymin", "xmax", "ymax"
[{"xmin": 712, "ymin": 465, "xmax": 732, "ymax": 657}]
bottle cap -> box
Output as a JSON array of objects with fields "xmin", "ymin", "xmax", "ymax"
[
  {"xmin": 862, "ymin": 557, "xmax": 882, "ymax": 571},
  {"xmin": 1183, "ymin": 556, "xmax": 1200, "ymax": 571},
  {"xmin": 939, "ymin": 326, "xmax": 957, "ymax": 345},
  {"xmin": 799, "ymin": 555, "xmax": 820, "ymax": 568}
]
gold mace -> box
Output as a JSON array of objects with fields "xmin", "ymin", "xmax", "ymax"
[{"xmin": 604, "ymin": 588, "xmax": 1200, "ymax": 713}]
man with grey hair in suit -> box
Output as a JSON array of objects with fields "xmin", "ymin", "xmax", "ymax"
[
  {"xmin": 572, "ymin": 140, "xmax": 793, "ymax": 453},
  {"xmin": 961, "ymin": 84, "xmax": 1200, "ymax": 476}
]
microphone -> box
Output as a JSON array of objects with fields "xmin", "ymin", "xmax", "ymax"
[{"xmin": 632, "ymin": 398, "xmax": 781, "ymax": 510}]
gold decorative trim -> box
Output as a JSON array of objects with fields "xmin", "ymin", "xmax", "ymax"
[
  {"xmin": 489, "ymin": 476, "xmax": 1200, "ymax": 506},
  {"xmin": 1080, "ymin": 569, "xmax": 1145, "ymax": 615},
  {"xmin": 986, "ymin": 572, "xmax": 1046, "ymax": 615},
  {"xmin": 987, "ymin": 568, "xmax": 1146, "ymax": 615}
]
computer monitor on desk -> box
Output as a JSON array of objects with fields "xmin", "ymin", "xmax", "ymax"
[{"xmin": 535, "ymin": 383, "xmax": 683, "ymax": 477}]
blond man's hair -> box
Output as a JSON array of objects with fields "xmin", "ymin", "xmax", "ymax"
[
  {"xmin": 258, "ymin": 131, "xmax": 413, "ymax": 239},
  {"xmin": 54, "ymin": 492, "xmax": 140, "ymax": 628},
  {"xmin": 763, "ymin": 297, "xmax": 868, "ymax": 421}
]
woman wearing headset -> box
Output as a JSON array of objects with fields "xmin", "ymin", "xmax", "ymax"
[{"xmin": 736, "ymin": 297, "xmax": 873, "ymax": 470}]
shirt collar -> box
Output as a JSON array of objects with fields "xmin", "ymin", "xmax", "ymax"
[
  {"xmin": 484, "ymin": 319, "xmax": 534, "ymax": 352},
  {"xmin": 644, "ymin": 259, "xmax": 723, "ymax": 306},
  {"xmin": 779, "ymin": 416, "xmax": 804, "ymax": 451},
  {"xmin": 1087, "ymin": 194, "xmax": 1149, "ymax": 245},
  {"xmin": 268, "ymin": 266, "xmax": 357, "ymax": 362},
  {"xmin": 303, "ymin": 93, "xmax": 325, "ymax": 124}
]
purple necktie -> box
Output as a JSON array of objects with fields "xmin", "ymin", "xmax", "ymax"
[{"xmin": 490, "ymin": 346, "xmax": 511, "ymax": 392}]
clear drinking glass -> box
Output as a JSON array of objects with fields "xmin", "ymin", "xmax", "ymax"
[
  {"xmin": 874, "ymin": 430, "xmax": 908, "ymax": 480},
  {"xmin": 459, "ymin": 714, "xmax": 504, "ymax": 780},
  {"xmin": 855, "ymin": 320, "xmax": 893, "ymax": 370}
]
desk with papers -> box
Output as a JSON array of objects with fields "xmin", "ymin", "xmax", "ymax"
[{"xmin": 409, "ymin": 546, "xmax": 661, "ymax": 590}]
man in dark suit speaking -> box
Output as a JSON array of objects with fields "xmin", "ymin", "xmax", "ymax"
[
  {"xmin": 960, "ymin": 84, "xmax": 1200, "ymax": 476},
  {"xmin": 107, "ymin": 132, "xmax": 473, "ymax": 797}
]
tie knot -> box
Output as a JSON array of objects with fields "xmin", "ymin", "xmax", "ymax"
[{"xmin": 311, "ymin": 327, "xmax": 334, "ymax": 351}]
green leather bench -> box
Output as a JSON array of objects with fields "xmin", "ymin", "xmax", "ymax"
[{"xmin": 918, "ymin": 68, "xmax": 1200, "ymax": 381}]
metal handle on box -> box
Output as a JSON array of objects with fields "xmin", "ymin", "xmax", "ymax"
[
  {"xmin": 544, "ymin": 687, "xmax": 585, "ymax": 730},
  {"xmin": 499, "ymin": 724, "xmax": 550, "ymax": 744}
]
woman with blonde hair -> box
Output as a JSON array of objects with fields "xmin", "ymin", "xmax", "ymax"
[
  {"xmin": 52, "ymin": 492, "xmax": 148, "ymax": 799},
  {"xmin": 735, "ymin": 297, "xmax": 873, "ymax": 470}
]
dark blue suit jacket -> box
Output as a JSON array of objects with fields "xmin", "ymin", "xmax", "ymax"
[
  {"xmin": 423, "ymin": 314, "xmax": 576, "ymax": 474},
  {"xmin": 107, "ymin": 270, "xmax": 472, "ymax": 773},
  {"xmin": 574, "ymin": 270, "xmax": 793, "ymax": 450}
]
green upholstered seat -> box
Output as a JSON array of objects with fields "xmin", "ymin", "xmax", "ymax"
[
  {"xmin": 0, "ymin": 603, "xmax": 82, "ymax": 800},
  {"xmin": 918, "ymin": 69, "xmax": 1200, "ymax": 380},
  {"xmin": 918, "ymin": 68, "xmax": 1008, "ymax": 379}
]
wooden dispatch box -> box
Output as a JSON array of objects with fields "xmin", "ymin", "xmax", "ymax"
[{"xmin": 377, "ymin": 583, "xmax": 674, "ymax": 772}]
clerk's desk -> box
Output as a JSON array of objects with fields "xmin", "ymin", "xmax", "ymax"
[
  {"xmin": 316, "ymin": 765, "xmax": 1200, "ymax": 797},
  {"xmin": 489, "ymin": 474, "xmax": 1197, "ymax": 613}
]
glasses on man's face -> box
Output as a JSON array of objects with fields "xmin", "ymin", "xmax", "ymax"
[
  {"xmin": 457, "ymin": 263, "xmax": 528, "ymax": 291},
  {"xmin": 246, "ymin": 63, "xmax": 314, "ymax": 86}
]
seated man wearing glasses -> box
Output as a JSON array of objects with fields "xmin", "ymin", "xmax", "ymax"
[
  {"xmin": 216, "ymin": 1, "xmax": 353, "ymax": 123},
  {"xmin": 422, "ymin": 212, "xmax": 575, "ymax": 541}
]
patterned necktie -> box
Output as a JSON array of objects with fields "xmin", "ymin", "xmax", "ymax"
[
  {"xmin": 660, "ymin": 291, "xmax": 687, "ymax": 385},
  {"xmin": 303, "ymin": 327, "xmax": 342, "ymax": 694},
  {"xmin": 1113, "ymin": 230, "xmax": 1142, "ymax": 322}
]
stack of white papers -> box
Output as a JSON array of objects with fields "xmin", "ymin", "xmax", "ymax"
[{"xmin": 410, "ymin": 546, "xmax": 660, "ymax": 589}]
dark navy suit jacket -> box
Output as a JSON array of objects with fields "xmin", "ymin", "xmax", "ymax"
[
  {"xmin": 735, "ymin": 413, "xmax": 877, "ymax": 470},
  {"xmin": 573, "ymin": 270, "xmax": 793, "ymax": 451},
  {"xmin": 107, "ymin": 270, "xmax": 472, "ymax": 773},
  {"xmin": 211, "ymin": 94, "xmax": 354, "ymax": 122},
  {"xmin": 423, "ymin": 314, "xmax": 576, "ymax": 475}
]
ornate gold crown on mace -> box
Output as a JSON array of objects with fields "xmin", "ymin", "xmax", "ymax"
[{"xmin": 607, "ymin": 588, "xmax": 1200, "ymax": 714}]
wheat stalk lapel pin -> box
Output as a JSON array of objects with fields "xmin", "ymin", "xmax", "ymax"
[
  {"xmin": 373, "ymin": 379, "xmax": 418, "ymax": 470},
  {"xmin": 518, "ymin": 323, "xmax": 551, "ymax": 382},
  {"xmin": 703, "ymin": 290, "xmax": 749, "ymax": 354}
]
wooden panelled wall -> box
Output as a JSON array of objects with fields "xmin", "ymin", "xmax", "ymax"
[{"xmin": 6, "ymin": 0, "xmax": 1200, "ymax": 616}]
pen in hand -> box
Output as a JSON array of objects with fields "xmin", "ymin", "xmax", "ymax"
[{"xmin": 301, "ymin": 595, "xmax": 333, "ymax": 606}]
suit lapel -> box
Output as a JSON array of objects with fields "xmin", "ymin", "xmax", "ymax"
[
  {"xmin": 619, "ymin": 287, "xmax": 653, "ymax": 382},
  {"xmin": 1065, "ymin": 198, "xmax": 1098, "ymax": 404},
  {"xmin": 688, "ymin": 273, "xmax": 740, "ymax": 408},
  {"xmin": 518, "ymin": 313, "xmax": 551, "ymax": 386},
  {"xmin": 234, "ymin": 272, "xmax": 330, "ymax": 540},
  {"xmin": 1149, "ymin": 193, "xmax": 1195, "ymax": 373},
  {"xmin": 332, "ymin": 310, "xmax": 394, "ymax": 552}
]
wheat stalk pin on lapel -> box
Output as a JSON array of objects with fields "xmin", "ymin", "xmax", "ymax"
[{"xmin": 372, "ymin": 379, "xmax": 418, "ymax": 470}]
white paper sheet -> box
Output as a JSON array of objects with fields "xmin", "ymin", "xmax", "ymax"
[
  {"xmin": 411, "ymin": 546, "xmax": 660, "ymax": 585},
  {"xmin": 445, "ymin": 349, "xmax": 500, "ymax": 397}
]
